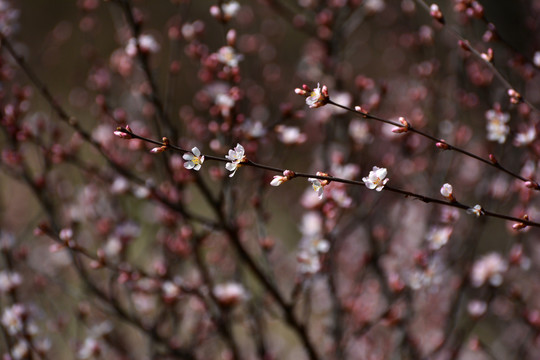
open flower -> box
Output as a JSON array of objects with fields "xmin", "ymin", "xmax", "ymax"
[
  {"xmin": 216, "ymin": 46, "xmax": 243, "ymax": 68},
  {"xmin": 471, "ymin": 252, "xmax": 507, "ymax": 287},
  {"xmin": 308, "ymin": 178, "xmax": 324, "ymax": 199},
  {"xmin": 125, "ymin": 34, "xmax": 160, "ymax": 57},
  {"xmin": 467, "ymin": 204, "xmax": 484, "ymax": 217},
  {"xmin": 295, "ymin": 83, "xmax": 329, "ymax": 108},
  {"xmin": 362, "ymin": 166, "xmax": 389, "ymax": 191},
  {"xmin": 225, "ymin": 143, "xmax": 246, "ymax": 177},
  {"xmin": 183, "ymin": 147, "xmax": 204, "ymax": 171},
  {"xmin": 306, "ymin": 83, "xmax": 329, "ymax": 108},
  {"xmin": 426, "ymin": 226, "xmax": 453, "ymax": 250},
  {"xmin": 514, "ymin": 127, "xmax": 536, "ymax": 147},
  {"xmin": 210, "ymin": 1, "xmax": 241, "ymax": 21},
  {"xmin": 486, "ymin": 108, "xmax": 510, "ymax": 144},
  {"xmin": 307, "ymin": 172, "xmax": 329, "ymax": 199}
]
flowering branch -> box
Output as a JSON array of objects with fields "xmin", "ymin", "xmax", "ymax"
[
  {"xmin": 115, "ymin": 127, "xmax": 540, "ymax": 228},
  {"xmin": 415, "ymin": 0, "xmax": 539, "ymax": 113},
  {"xmin": 326, "ymin": 99, "xmax": 538, "ymax": 189},
  {"xmin": 110, "ymin": 0, "xmax": 178, "ymax": 140}
]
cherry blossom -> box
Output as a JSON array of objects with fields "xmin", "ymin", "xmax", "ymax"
[
  {"xmin": 216, "ymin": 46, "xmax": 243, "ymax": 68},
  {"xmin": 471, "ymin": 252, "xmax": 508, "ymax": 287},
  {"xmin": 225, "ymin": 143, "xmax": 246, "ymax": 177},
  {"xmin": 183, "ymin": 147, "xmax": 205, "ymax": 171},
  {"xmin": 440, "ymin": 183, "xmax": 455, "ymax": 201},
  {"xmin": 362, "ymin": 166, "xmax": 389, "ymax": 191},
  {"xmin": 486, "ymin": 108, "xmax": 510, "ymax": 144},
  {"xmin": 426, "ymin": 226, "xmax": 453, "ymax": 250},
  {"xmin": 514, "ymin": 127, "xmax": 536, "ymax": 147},
  {"xmin": 213, "ymin": 283, "xmax": 247, "ymax": 306},
  {"xmin": 295, "ymin": 83, "xmax": 329, "ymax": 108},
  {"xmin": 467, "ymin": 204, "xmax": 484, "ymax": 217},
  {"xmin": 125, "ymin": 34, "xmax": 160, "ymax": 57}
]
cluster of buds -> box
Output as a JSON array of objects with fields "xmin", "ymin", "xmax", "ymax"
[
  {"xmin": 507, "ymin": 89, "xmax": 522, "ymax": 104},
  {"xmin": 512, "ymin": 215, "xmax": 529, "ymax": 231},
  {"xmin": 482, "ymin": 23, "xmax": 498, "ymax": 42},
  {"xmin": 429, "ymin": 4, "xmax": 444, "ymax": 24},
  {"xmin": 454, "ymin": 0, "xmax": 484, "ymax": 19},
  {"xmin": 392, "ymin": 117, "xmax": 410, "ymax": 134},
  {"xmin": 209, "ymin": 1, "xmax": 241, "ymax": 23},
  {"xmin": 150, "ymin": 137, "xmax": 169, "ymax": 154},
  {"xmin": 295, "ymin": 83, "xmax": 329, "ymax": 109},
  {"xmin": 270, "ymin": 170, "xmax": 295, "ymax": 187},
  {"xmin": 480, "ymin": 48, "xmax": 494, "ymax": 63},
  {"xmin": 113, "ymin": 125, "xmax": 133, "ymax": 139}
]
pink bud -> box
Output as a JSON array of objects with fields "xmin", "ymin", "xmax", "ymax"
[
  {"xmin": 114, "ymin": 127, "xmax": 132, "ymax": 139},
  {"xmin": 150, "ymin": 146, "xmax": 167, "ymax": 154},
  {"xmin": 512, "ymin": 222, "xmax": 527, "ymax": 230},
  {"xmin": 436, "ymin": 140, "xmax": 450, "ymax": 150},
  {"xmin": 226, "ymin": 29, "xmax": 236, "ymax": 46},
  {"xmin": 430, "ymin": 4, "xmax": 444, "ymax": 23},
  {"xmin": 525, "ymin": 181, "xmax": 539, "ymax": 190},
  {"xmin": 481, "ymin": 48, "xmax": 493, "ymax": 62}
]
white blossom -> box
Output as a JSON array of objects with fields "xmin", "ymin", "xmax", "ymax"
[
  {"xmin": 305, "ymin": 83, "xmax": 328, "ymax": 108},
  {"xmin": 308, "ymin": 178, "xmax": 325, "ymax": 199},
  {"xmin": 213, "ymin": 282, "xmax": 247, "ymax": 306},
  {"xmin": 0, "ymin": 271, "xmax": 22, "ymax": 293},
  {"xmin": 426, "ymin": 226, "xmax": 452, "ymax": 250},
  {"xmin": 225, "ymin": 143, "xmax": 246, "ymax": 177},
  {"xmin": 275, "ymin": 125, "xmax": 307, "ymax": 145},
  {"xmin": 440, "ymin": 183, "xmax": 453, "ymax": 198},
  {"xmin": 362, "ymin": 166, "xmax": 389, "ymax": 191},
  {"xmin": 216, "ymin": 46, "xmax": 243, "ymax": 68},
  {"xmin": 1, "ymin": 304, "xmax": 25, "ymax": 335},
  {"xmin": 125, "ymin": 34, "xmax": 160, "ymax": 57},
  {"xmin": 183, "ymin": 147, "xmax": 205, "ymax": 171},
  {"xmin": 471, "ymin": 253, "xmax": 507, "ymax": 287},
  {"xmin": 514, "ymin": 127, "xmax": 536, "ymax": 147},
  {"xmin": 467, "ymin": 204, "xmax": 484, "ymax": 217},
  {"xmin": 486, "ymin": 109, "xmax": 510, "ymax": 144}
]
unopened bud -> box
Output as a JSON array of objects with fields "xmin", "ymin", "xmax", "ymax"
[
  {"xmin": 114, "ymin": 127, "xmax": 133, "ymax": 139},
  {"xmin": 392, "ymin": 117, "xmax": 410, "ymax": 133},
  {"xmin": 489, "ymin": 154, "xmax": 498, "ymax": 164},
  {"xmin": 525, "ymin": 181, "xmax": 539, "ymax": 190},
  {"xmin": 481, "ymin": 48, "xmax": 493, "ymax": 63},
  {"xmin": 512, "ymin": 222, "xmax": 527, "ymax": 230},
  {"xmin": 150, "ymin": 146, "xmax": 167, "ymax": 154},
  {"xmin": 436, "ymin": 140, "xmax": 450, "ymax": 150},
  {"xmin": 430, "ymin": 4, "xmax": 444, "ymax": 24},
  {"xmin": 508, "ymin": 89, "xmax": 522, "ymax": 104},
  {"xmin": 316, "ymin": 171, "xmax": 330, "ymax": 186},
  {"xmin": 458, "ymin": 40, "xmax": 471, "ymax": 52},
  {"xmin": 226, "ymin": 29, "xmax": 236, "ymax": 46},
  {"xmin": 283, "ymin": 170, "xmax": 295, "ymax": 179}
]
